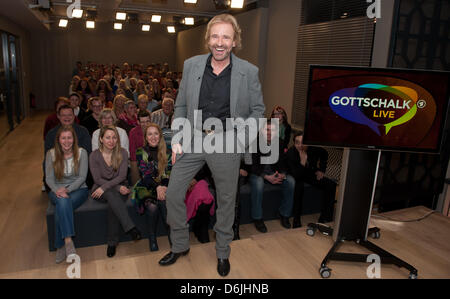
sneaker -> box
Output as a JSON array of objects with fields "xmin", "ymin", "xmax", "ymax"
[
  {"xmin": 254, "ymin": 219, "xmax": 268, "ymax": 233},
  {"xmin": 65, "ymin": 240, "xmax": 77, "ymax": 261},
  {"xmin": 55, "ymin": 245, "xmax": 66, "ymax": 264}
]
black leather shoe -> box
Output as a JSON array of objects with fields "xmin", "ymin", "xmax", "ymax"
[
  {"xmin": 127, "ymin": 227, "xmax": 142, "ymax": 241},
  {"xmin": 280, "ymin": 216, "xmax": 291, "ymax": 229},
  {"xmin": 217, "ymin": 258, "xmax": 230, "ymax": 277},
  {"xmin": 158, "ymin": 249, "xmax": 190, "ymax": 266},
  {"xmin": 254, "ymin": 219, "xmax": 267, "ymax": 233},
  {"xmin": 292, "ymin": 217, "xmax": 302, "ymax": 228},
  {"xmin": 107, "ymin": 245, "xmax": 116, "ymax": 258}
]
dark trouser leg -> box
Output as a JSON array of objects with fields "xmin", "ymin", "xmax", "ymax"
[
  {"xmin": 306, "ymin": 175, "xmax": 337, "ymax": 223},
  {"xmin": 233, "ymin": 176, "xmax": 246, "ymax": 240},
  {"xmin": 102, "ymin": 188, "xmax": 135, "ymax": 246},
  {"xmin": 292, "ymin": 177, "xmax": 305, "ymax": 221},
  {"xmin": 194, "ymin": 203, "xmax": 211, "ymax": 243}
]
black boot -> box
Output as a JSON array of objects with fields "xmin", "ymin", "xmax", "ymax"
[
  {"xmin": 292, "ymin": 217, "xmax": 302, "ymax": 228},
  {"xmin": 149, "ymin": 235, "xmax": 159, "ymax": 252}
]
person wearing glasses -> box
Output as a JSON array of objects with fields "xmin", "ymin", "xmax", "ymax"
[{"xmin": 81, "ymin": 97, "xmax": 105, "ymax": 136}]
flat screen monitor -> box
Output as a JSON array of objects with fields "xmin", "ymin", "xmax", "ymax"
[{"xmin": 303, "ymin": 65, "xmax": 450, "ymax": 153}]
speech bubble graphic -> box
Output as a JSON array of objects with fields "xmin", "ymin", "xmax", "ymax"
[{"xmin": 329, "ymin": 84, "xmax": 419, "ymax": 136}]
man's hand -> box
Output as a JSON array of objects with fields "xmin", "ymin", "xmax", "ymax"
[
  {"xmin": 315, "ymin": 171, "xmax": 325, "ymax": 181},
  {"xmin": 239, "ymin": 169, "xmax": 248, "ymax": 177},
  {"xmin": 187, "ymin": 179, "xmax": 197, "ymax": 193},
  {"xmin": 172, "ymin": 143, "xmax": 183, "ymax": 165},
  {"xmin": 264, "ymin": 172, "xmax": 283, "ymax": 185}
]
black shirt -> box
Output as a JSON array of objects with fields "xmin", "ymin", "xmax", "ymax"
[{"xmin": 198, "ymin": 54, "xmax": 232, "ymax": 127}]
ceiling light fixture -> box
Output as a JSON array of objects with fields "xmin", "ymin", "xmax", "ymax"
[
  {"xmin": 114, "ymin": 23, "xmax": 123, "ymax": 30},
  {"xmin": 151, "ymin": 15, "xmax": 162, "ymax": 23},
  {"xmin": 142, "ymin": 24, "xmax": 150, "ymax": 32},
  {"xmin": 184, "ymin": 17, "xmax": 194, "ymax": 25},
  {"xmin": 58, "ymin": 19, "xmax": 68, "ymax": 27},
  {"xmin": 167, "ymin": 26, "xmax": 176, "ymax": 33},
  {"xmin": 116, "ymin": 12, "xmax": 127, "ymax": 20},
  {"xmin": 184, "ymin": 0, "xmax": 197, "ymax": 3},
  {"xmin": 86, "ymin": 21, "xmax": 95, "ymax": 29},
  {"xmin": 230, "ymin": 0, "xmax": 244, "ymax": 9},
  {"xmin": 72, "ymin": 8, "xmax": 83, "ymax": 18}
]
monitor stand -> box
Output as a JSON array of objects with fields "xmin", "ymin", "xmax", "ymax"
[{"xmin": 306, "ymin": 149, "xmax": 418, "ymax": 279}]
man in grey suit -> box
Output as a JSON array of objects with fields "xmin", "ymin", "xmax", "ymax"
[{"xmin": 158, "ymin": 14, "xmax": 265, "ymax": 276}]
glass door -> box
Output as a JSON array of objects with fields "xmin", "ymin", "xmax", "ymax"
[
  {"xmin": 0, "ymin": 32, "xmax": 10, "ymax": 139},
  {"xmin": 0, "ymin": 30, "xmax": 23, "ymax": 140}
]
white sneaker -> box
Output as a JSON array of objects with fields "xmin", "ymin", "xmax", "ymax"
[
  {"xmin": 65, "ymin": 240, "xmax": 77, "ymax": 261},
  {"xmin": 56, "ymin": 245, "xmax": 66, "ymax": 264}
]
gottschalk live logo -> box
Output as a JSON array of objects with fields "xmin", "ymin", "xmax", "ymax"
[{"xmin": 329, "ymin": 79, "xmax": 436, "ymax": 136}]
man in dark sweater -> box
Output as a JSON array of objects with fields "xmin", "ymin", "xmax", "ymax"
[
  {"xmin": 249, "ymin": 120, "xmax": 295, "ymax": 233},
  {"xmin": 285, "ymin": 131, "xmax": 337, "ymax": 227}
]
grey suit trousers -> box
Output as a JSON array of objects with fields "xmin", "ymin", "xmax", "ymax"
[{"xmin": 166, "ymin": 150, "xmax": 241, "ymax": 259}]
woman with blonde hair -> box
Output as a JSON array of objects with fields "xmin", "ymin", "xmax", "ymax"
[
  {"xmin": 112, "ymin": 94, "xmax": 127, "ymax": 119},
  {"xmin": 45, "ymin": 125, "xmax": 89, "ymax": 263},
  {"xmin": 92, "ymin": 108, "xmax": 129, "ymax": 156},
  {"xmin": 133, "ymin": 79, "xmax": 148, "ymax": 103},
  {"xmin": 132, "ymin": 123, "xmax": 171, "ymax": 251},
  {"xmin": 89, "ymin": 125, "xmax": 141, "ymax": 257}
]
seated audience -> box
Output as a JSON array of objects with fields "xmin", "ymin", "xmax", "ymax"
[
  {"xmin": 69, "ymin": 92, "xmax": 87, "ymax": 122},
  {"xmin": 45, "ymin": 105, "xmax": 92, "ymax": 155},
  {"xmin": 137, "ymin": 94, "xmax": 151, "ymax": 115},
  {"xmin": 119, "ymin": 79, "xmax": 134, "ymax": 101},
  {"xmin": 45, "ymin": 125, "xmax": 88, "ymax": 263},
  {"xmin": 286, "ymin": 131, "xmax": 337, "ymax": 227},
  {"xmin": 96, "ymin": 79, "xmax": 114, "ymax": 107},
  {"xmin": 270, "ymin": 106, "xmax": 292, "ymax": 153},
  {"xmin": 250, "ymin": 120, "xmax": 295, "ymax": 233},
  {"xmin": 132, "ymin": 124, "xmax": 171, "ymax": 251},
  {"xmin": 43, "ymin": 97, "xmax": 72, "ymax": 140},
  {"xmin": 69, "ymin": 75, "xmax": 80, "ymax": 95},
  {"xmin": 128, "ymin": 110, "xmax": 152, "ymax": 185},
  {"xmin": 133, "ymin": 80, "xmax": 148, "ymax": 103},
  {"xmin": 89, "ymin": 126, "xmax": 142, "ymax": 258},
  {"xmin": 112, "ymin": 94, "xmax": 127, "ymax": 120},
  {"xmin": 92, "ymin": 108, "xmax": 129, "ymax": 156},
  {"xmin": 117, "ymin": 100, "xmax": 138, "ymax": 134},
  {"xmin": 81, "ymin": 97, "xmax": 104, "ymax": 136},
  {"xmin": 151, "ymin": 97, "xmax": 174, "ymax": 130}
]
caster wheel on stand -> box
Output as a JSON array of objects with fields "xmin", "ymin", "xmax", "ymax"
[{"xmin": 319, "ymin": 266, "xmax": 331, "ymax": 279}]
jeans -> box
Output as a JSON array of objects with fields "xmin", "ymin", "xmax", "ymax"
[
  {"xmin": 49, "ymin": 188, "xmax": 89, "ymax": 249},
  {"xmin": 249, "ymin": 174, "xmax": 295, "ymax": 220}
]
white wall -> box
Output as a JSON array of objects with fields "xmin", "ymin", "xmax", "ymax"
[{"xmin": 262, "ymin": 0, "xmax": 301, "ymax": 119}]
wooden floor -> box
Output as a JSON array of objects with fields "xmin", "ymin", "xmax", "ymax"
[{"xmin": 0, "ymin": 111, "xmax": 449, "ymax": 279}]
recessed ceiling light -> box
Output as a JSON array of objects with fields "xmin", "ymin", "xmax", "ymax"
[
  {"xmin": 230, "ymin": 0, "xmax": 244, "ymax": 9},
  {"xmin": 167, "ymin": 26, "xmax": 176, "ymax": 33},
  {"xmin": 86, "ymin": 21, "xmax": 95, "ymax": 29},
  {"xmin": 184, "ymin": 0, "xmax": 197, "ymax": 3},
  {"xmin": 114, "ymin": 23, "xmax": 122, "ymax": 30},
  {"xmin": 184, "ymin": 17, "xmax": 194, "ymax": 25},
  {"xmin": 72, "ymin": 9, "xmax": 83, "ymax": 18},
  {"xmin": 142, "ymin": 24, "xmax": 150, "ymax": 31},
  {"xmin": 116, "ymin": 12, "xmax": 127, "ymax": 20},
  {"xmin": 59, "ymin": 19, "xmax": 68, "ymax": 27},
  {"xmin": 151, "ymin": 15, "xmax": 162, "ymax": 23}
]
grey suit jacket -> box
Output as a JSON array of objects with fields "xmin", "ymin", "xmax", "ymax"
[{"xmin": 172, "ymin": 52, "xmax": 265, "ymax": 149}]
